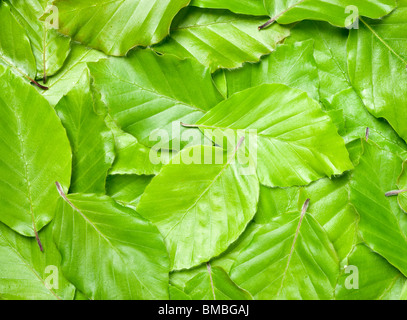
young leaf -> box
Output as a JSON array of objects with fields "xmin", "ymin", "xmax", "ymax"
[
  {"xmin": 106, "ymin": 115, "xmax": 168, "ymax": 176},
  {"xmin": 50, "ymin": 0, "xmax": 190, "ymax": 56},
  {"xmin": 0, "ymin": 66, "xmax": 72, "ymax": 238},
  {"xmin": 224, "ymin": 40, "xmax": 320, "ymax": 100},
  {"xmin": 335, "ymin": 244, "xmax": 407, "ymax": 300},
  {"xmin": 0, "ymin": 222, "xmax": 75, "ymax": 300},
  {"xmin": 285, "ymin": 20, "xmax": 350, "ymax": 101},
  {"xmin": 169, "ymin": 284, "xmax": 192, "ymax": 300},
  {"xmin": 230, "ymin": 206, "xmax": 339, "ymax": 299},
  {"xmin": 153, "ymin": 7, "xmax": 290, "ymax": 72},
  {"xmin": 350, "ymin": 141, "xmax": 407, "ymax": 277},
  {"xmin": 190, "ymin": 0, "xmax": 268, "ymax": 16},
  {"xmin": 196, "ymin": 84, "xmax": 353, "ymax": 187},
  {"xmin": 260, "ymin": 0, "xmax": 396, "ymax": 29},
  {"xmin": 106, "ymin": 174, "xmax": 153, "ymax": 210},
  {"xmin": 88, "ymin": 49, "xmax": 223, "ymax": 149},
  {"xmin": 298, "ymin": 174, "xmax": 358, "ymax": 261},
  {"xmin": 137, "ymin": 145, "xmax": 259, "ymax": 270},
  {"xmin": 347, "ymin": 1, "xmax": 407, "ymax": 143},
  {"xmin": 257, "ymin": 173, "xmax": 357, "ymax": 261},
  {"xmin": 53, "ymin": 188, "xmax": 170, "ymax": 300},
  {"xmin": 7, "ymin": 0, "xmax": 71, "ymax": 80},
  {"xmin": 326, "ymin": 88, "xmax": 407, "ymax": 157},
  {"xmin": 55, "ymin": 70, "xmax": 115, "ymax": 194},
  {"xmin": 0, "ymin": 2, "xmax": 37, "ymax": 80},
  {"xmin": 38, "ymin": 44, "xmax": 106, "ymax": 106},
  {"xmin": 182, "ymin": 265, "xmax": 253, "ymax": 300}
]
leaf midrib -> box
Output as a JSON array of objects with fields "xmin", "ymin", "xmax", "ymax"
[
  {"xmin": 107, "ymin": 70, "xmax": 207, "ymax": 113},
  {"xmin": 360, "ymin": 17, "xmax": 407, "ymax": 66},
  {"xmin": 59, "ymin": 194, "xmax": 155, "ymax": 298}
]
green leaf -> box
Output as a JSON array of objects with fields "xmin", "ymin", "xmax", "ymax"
[
  {"xmin": 7, "ymin": 0, "xmax": 71, "ymax": 80},
  {"xmin": 347, "ymin": 2, "xmax": 407, "ymax": 143},
  {"xmin": 0, "ymin": 66, "xmax": 72, "ymax": 238},
  {"xmin": 55, "ymin": 70, "xmax": 115, "ymax": 194},
  {"xmin": 335, "ymin": 244, "xmax": 407, "ymax": 300},
  {"xmin": 285, "ymin": 20, "xmax": 350, "ymax": 101},
  {"xmin": 326, "ymin": 88, "xmax": 407, "ymax": 157},
  {"xmin": 261, "ymin": 0, "xmax": 396, "ymax": 29},
  {"xmin": 224, "ymin": 40, "xmax": 319, "ymax": 100},
  {"xmin": 257, "ymin": 174, "xmax": 357, "ymax": 261},
  {"xmin": 153, "ymin": 7, "xmax": 290, "ymax": 72},
  {"xmin": 88, "ymin": 49, "xmax": 223, "ymax": 149},
  {"xmin": 196, "ymin": 83, "xmax": 353, "ymax": 187},
  {"xmin": 0, "ymin": 222, "xmax": 75, "ymax": 300},
  {"xmin": 182, "ymin": 265, "xmax": 252, "ymax": 300},
  {"xmin": 53, "ymin": 189, "xmax": 170, "ymax": 300},
  {"xmin": 255, "ymin": 185, "xmax": 301, "ymax": 224},
  {"xmin": 137, "ymin": 145, "xmax": 259, "ymax": 270},
  {"xmin": 0, "ymin": 2, "xmax": 37, "ymax": 80},
  {"xmin": 230, "ymin": 209, "xmax": 339, "ymax": 299},
  {"xmin": 169, "ymin": 284, "xmax": 192, "ymax": 300},
  {"xmin": 190, "ymin": 0, "xmax": 268, "ymax": 16},
  {"xmin": 298, "ymin": 174, "xmax": 358, "ymax": 261},
  {"xmin": 106, "ymin": 115, "xmax": 168, "ymax": 176},
  {"xmin": 51, "ymin": 0, "xmax": 190, "ymax": 56},
  {"xmin": 350, "ymin": 141, "xmax": 407, "ymax": 277},
  {"xmin": 38, "ymin": 44, "xmax": 106, "ymax": 106},
  {"xmin": 209, "ymin": 223, "xmax": 263, "ymax": 274},
  {"xmin": 106, "ymin": 174, "xmax": 153, "ymax": 210},
  {"xmin": 286, "ymin": 21, "xmax": 407, "ymax": 156}
]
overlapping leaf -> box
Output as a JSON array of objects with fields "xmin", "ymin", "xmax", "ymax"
[
  {"xmin": 106, "ymin": 175, "xmax": 153, "ymax": 210},
  {"xmin": 153, "ymin": 7, "xmax": 290, "ymax": 72},
  {"xmin": 53, "ymin": 190, "xmax": 170, "ymax": 300},
  {"xmin": 261, "ymin": 0, "xmax": 396, "ymax": 28},
  {"xmin": 230, "ymin": 210, "xmax": 339, "ymax": 299},
  {"xmin": 0, "ymin": 66, "xmax": 71, "ymax": 238},
  {"xmin": 1, "ymin": 0, "xmax": 407, "ymax": 302},
  {"xmin": 137, "ymin": 145, "xmax": 259, "ymax": 270},
  {"xmin": 7, "ymin": 0, "xmax": 71, "ymax": 80},
  {"xmin": 350, "ymin": 141, "xmax": 407, "ymax": 277},
  {"xmin": 190, "ymin": 0, "xmax": 268, "ymax": 16},
  {"xmin": 51, "ymin": 0, "xmax": 190, "ymax": 56},
  {"xmin": 55, "ymin": 71, "xmax": 115, "ymax": 194},
  {"xmin": 38, "ymin": 44, "xmax": 106, "ymax": 106},
  {"xmin": 191, "ymin": 0, "xmax": 396, "ymax": 29},
  {"xmin": 195, "ymin": 84, "xmax": 353, "ymax": 187},
  {"xmin": 88, "ymin": 49, "xmax": 223, "ymax": 149},
  {"xmin": 0, "ymin": 222, "xmax": 75, "ymax": 300},
  {"xmin": 335, "ymin": 244, "xmax": 407, "ymax": 300},
  {"xmin": 106, "ymin": 115, "xmax": 168, "ymax": 176},
  {"xmin": 224, "ymin": 40, "xmax": 319, "ymax": 100},
  {"xmin": 0, "ymin": 2, "xmax": 37, "ymax": 80},
  {"xmin": 172, "ymin": 265, "xmax": 253, "ymax": 300},
  {"xmin": 347, "ymin": 1, "xmax": 407, "ymax": 143}
]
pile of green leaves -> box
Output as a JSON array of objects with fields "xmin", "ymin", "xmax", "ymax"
[{"xmin": 1, "ymin": 0, "xmax": 407, "ymax": 300}]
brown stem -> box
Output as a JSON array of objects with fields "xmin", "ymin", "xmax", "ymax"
[
  {"xmin": 301, "ymin": 198, "xmax": 310, "ymax": 215},
  {"xmin": 34, "ymin": 229, "xmax": 43, "ymax": 252},
  {"xmin": 180, "ymin": 122, "xmax": 199, "ymax": 128},
  {"xmin": 30, "ymin": 78, "xmax": 48, "ymax": 90},
  {"xmin": 259, "ymin": 0, "xmax": 306, "ymax": 30},
  {"xmin": 365, "ymin": 127, "xmax": 370, "ymax": 141},
  {"xmin": 385, "ymin": 189, "xmax": 407, "ymax": 197},
  {"xmin": 259, "ymin": 18, "xmax": 276, "ymax": 30}
]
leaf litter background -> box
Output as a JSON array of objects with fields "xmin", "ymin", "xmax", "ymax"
[{"xmin": 0, "ymin": 0, "xmax": 407, "ymax": 300}]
